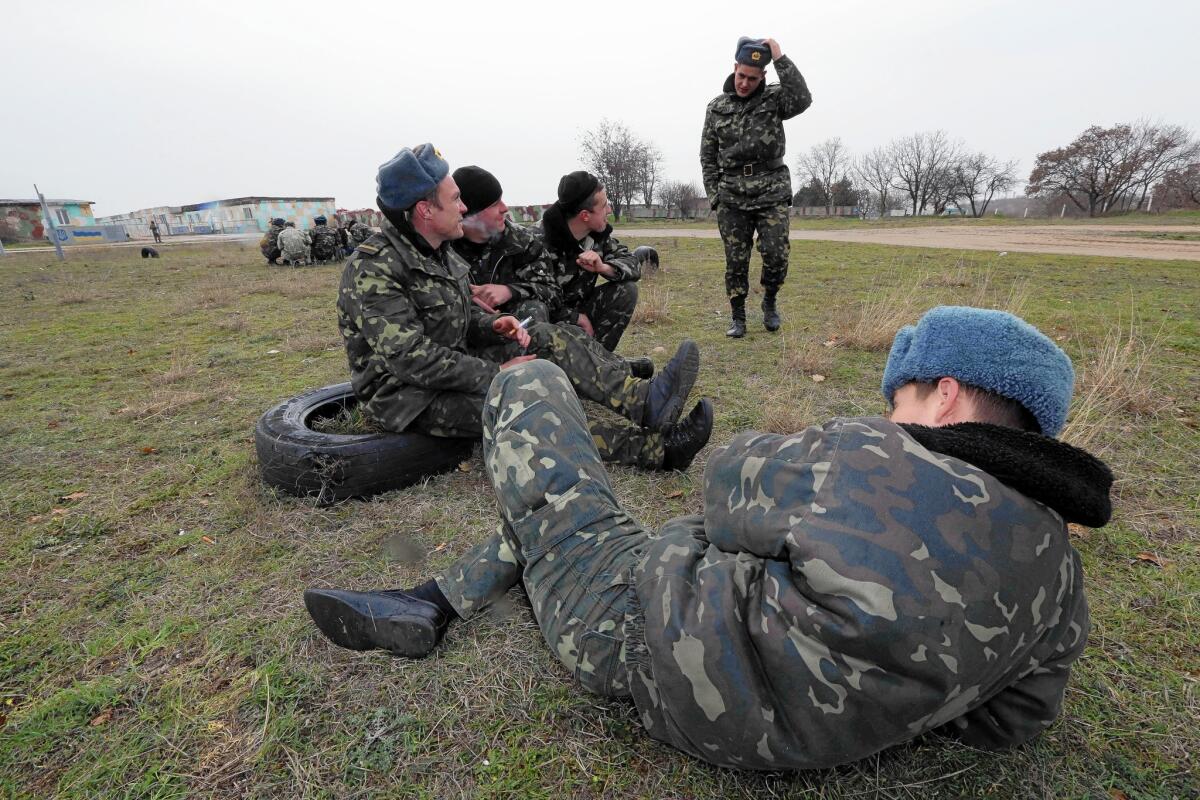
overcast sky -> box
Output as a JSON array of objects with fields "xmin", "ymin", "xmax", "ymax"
[{"xmin": 5, "ymin": 0, "xmax": 1197, "ymax": 216}]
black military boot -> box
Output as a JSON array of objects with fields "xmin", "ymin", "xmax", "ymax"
[
  {"xmin": 626, "ymin": 356, "xmax": 654, "ymax": 380},
  {"xmin": 726, "ymin": 297, "xmax": 747, "ymax": 338},
  {"xmin": 662, "ymin": 398, "xmax": 714, "ymax": 471},
  {"xmin": 303, "ymin": 586, "xmax": 450, "ymax": 658},
  {"xmin": 642, "ymin": 340, "xmax": 700, "ymax": 431},
  {"xmin": 762, "ymin": 289, "xmax": 782, "ymax": 332}
]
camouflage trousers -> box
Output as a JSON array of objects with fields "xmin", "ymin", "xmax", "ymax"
[
  {"xmin": 409, "ymin": 322, "xmax": 664, "ymax": 469},
  {"xmin": 578, "ymin": 280, "xmax": 639, "ymax": 352},
  {"xmin": 716, "ymin": 204, "xmax": 790, "ymax": 299},
  {"xmin": 435, "ymin": 360, "xmax": 651, "ymax": 698}
]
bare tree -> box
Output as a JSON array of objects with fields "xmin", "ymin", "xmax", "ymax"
[
  {"xmin": 637, "ymin": 145, "xmax": 663, "ymax": 208},
  {"xmin": 953, "ymin": 153, "xmax": 1018, "ymax": 217},
  {"xmin": 579, "ymin": 119, "xmax": 647, "ymax": 220},
  {"xmin": 1154, "ymin": 162, "xmax": 1200, "ymax": 209},
  {"xmin": 890, "ymin": 131, "xmax": 959, "ymax": 215},
  {"xmin": 1026, "ymin": 121, "xmax": 1198, "ymax": 216},
  {"xmin": 678, "ymin": 182, "xmax": 700, "ymax": 218},
  {"xmin": 798, "ymin": 138, "xmax": 851, "ymax": 215},
  {"xmin": 659, "ymin": 180, "xmax": 684, "ymax": 218},
  {"xmin": 854, "ymin": 147, "xmax": 895, "ymax": 218}
]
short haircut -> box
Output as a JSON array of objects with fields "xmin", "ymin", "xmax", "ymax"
[
  {"xmin": 377, "ymin": 185, "xmax": 441, "ymax": 229},
  {"xmin": 911, "ymin": 381, "xmax": 1040, "ymax": 432},
  {"xmin": 576, "ymin": 183, "xmax": 606, "ymax": 217}
]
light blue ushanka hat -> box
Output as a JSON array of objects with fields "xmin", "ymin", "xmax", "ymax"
[{"xmin": 882, "ymin": 306, "xmax": 1074, "ymax": 436}]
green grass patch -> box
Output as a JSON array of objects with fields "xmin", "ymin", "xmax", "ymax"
[{"xmin": 0, "ymin": 238, "xmax": 1196, "ymax": 797}]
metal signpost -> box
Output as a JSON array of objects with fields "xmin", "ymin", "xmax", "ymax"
[{"xmin": 35, "ymin": 183, "xmax": 66, "ymax": 262}]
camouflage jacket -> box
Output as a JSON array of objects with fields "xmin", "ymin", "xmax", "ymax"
[
  {"xmin": 450, "ymin": 219, "xmax": 559, "ymax": 308},
  {"xmin": 535, "ymin": 205, "xmax": 639, "ymax": 322},
  {"xmin": 700, "ymin": 55, "xmax": 812, "ymax": 211},
  {"xmin": 309, "ymin": 224, "xmax": 340, "ymax": 259},
  {"xmin": 278, "ymin": 227, "xmax": 310, "ymax": 260},
  {"xmin": 627, "ymin": 418, "xmax": 1110, "ymax": 770},
  {"xmin": 337, "ymin": 217, "xmax": 505, "ymax": 432},
  {"xmin": 261, "ymin": 222, "xmax": 285, "ymax": 254},
  {"xmin": 347, "ymin": 221, "xmax": 374, "ymax": 244}
]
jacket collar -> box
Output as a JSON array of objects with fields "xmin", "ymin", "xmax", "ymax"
[
  {"xmin": 383, "ymin": 213, "xmax": 438, "ymax": 258},
  {"xmin": 900, "ymin": 422, "xmax": 1113, "ymax": 527}
]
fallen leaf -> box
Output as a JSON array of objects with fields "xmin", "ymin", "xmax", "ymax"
[
  {"xmin": 1108, "ymin": 790, "xmax": 1130, "ymax": 800},
  {"xmin": 266, "ymin": 349, "xmax": 280, "ymax": 355},
  {"xmin": 59, "ymin": 491, "xmax": 88, "ymax": 503},
  {"xmin": 665, "ymin": 489, "xmax": 684, "ymax": 499},
  {"xmin": 201, "ymin": 535, "xmax": 215, "ymax": 545},
  {"xmin": 202, "ymin": 492, "xmax": 215, "ymax": 497},
  {"xmin": 811, "ymin": 374, "xmax": 826, "ymax": 383},
  {"xmin": 431, "ymin": 542, "xmax": 449, "ymax": 554},
  {"xmin": 206, "ymin": 720, "xmax": 226, "ymax": 733},
  {"xmin": 47, "ymin": 420, "xmax": 60, "ymax": 429},
  {"xmin": 140, "ymin": 447, "xmax": 158, "ymax": 455},
  {"xmin": 127, "ymin": 348, "xmax": 135, "ymax": 355},
  {"xmin": 50, "ymin": 507, "xmax": 67, "ymax": 516},
  {"xmin": 457, "ymin": 461, "xmax": 471, "ymax": 472},
  {"xmin": 28, "ymin": 515, "xmax": 44, "ymax": 524},
  {"xmin": 1067, "ymin": 523, "xmax": 1089, "ymax": 540},
  {"xmin": 90, "ymin": 709, "xmax": 113, "ymax": 727},
  {"xmin": 1134, "ymin": 552, "xmax": 1171, "ymax": 568},
  {"xmin": 652, "ymin": 346, "xmax": 666, "ymax": 354},
  {"xmin": 822, "ymin": 338, "xmax": 839, "ymax": 348}
]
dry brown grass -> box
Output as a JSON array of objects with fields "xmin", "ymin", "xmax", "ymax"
[
  {"xmin": 216, "ymin": 315, "xmax": 248, "ymax": 332},
  {"xmin": 631, "ymin": 284, "xmax": 672, "ymax": 326},
  {"xmin": 115, "ymin": 388, "xmax": 206, "ymax": 419},
  {"xmin": 158, "ymin": 351, "xmax": 198, "ymax": 385},
  {"xmin": 829, "ymin": 279, "xmax": 924, "ymax": 351},
  {"xmin": 779, "ymin": 332, "xmax": 834, "ymax": 377},
  {"xmin": 283, "ymin": 330, "xmax": 341, "ymax": 354},
  {"xmin": 760, "ymin": 381, "xmax": 821, "ymax": 434},
  {"xmin": 1061, "ymin": 320, "xmax": 1167, "ymax": 452}
]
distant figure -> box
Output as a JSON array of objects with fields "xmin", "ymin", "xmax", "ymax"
[
  {"xmin": 345, "ymin": 219, "xmax": 373, "ymax": 246},
  {"xmin": 308, "ymin": 215, "xmax": 340, "ymax": 264},
  {"xmin": 141, "ymin": 247, "xmax": 160, "ymax": 258},
  {"xmin": 148, "ymin": 219, "xmax": 163, "ymax": 243},
  {"xmin": 278, "ymin": 221, "xmax": 310, "ymax": 266},
  {"xmin": 260, "ymin": 218, "xmax": 286, "ymax": 264}
]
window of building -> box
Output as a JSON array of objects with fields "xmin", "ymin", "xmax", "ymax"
[
  {"xmin": 55, "ymin": 208, "xmax": 70, "ymax": 225},
  {"xmin": 243, "ymin": 207, "xmax": 255, "ymax": 220}
]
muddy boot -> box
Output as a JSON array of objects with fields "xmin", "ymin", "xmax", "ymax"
[
  {"xmin": 726, "ymin": 296, "xmax": 747, "ymax": 338},
  {"xmin": 762, "ymin": 289, "xmax": 781, "ymax": 332},
  {"xmin": 303, "ymin": 585, "xmax": 451, "ymax": 658}
]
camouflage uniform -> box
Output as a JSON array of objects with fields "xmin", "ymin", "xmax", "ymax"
[
  {"xmin": 536, "ymin": 207, "xmax": 640, "ymax": 352},
  {"xmin": 337, "ymin": 216, "xmax": 664, "ymax": 468},
  {"xmin": 346, "ymin": 220, "xmax": 374, "ymax": 244},
  {"xmin": 439, "ymin": 360, "xmax": 1099, "ymax": 769},
  {"xmin": 450, "ymin": 218, "xmax": 559, "ymax": 325},
  {"xmin": 260, "ymin": 221, "xmax": 285, "ymax": 262},
  {"xmin": 309, "ymin": 223, "xmax": 340, "ymax": 263},
  {"xmin": 278, "ymin": 226, "xmax": 311, "ymax": 265},
  {"xmin": 700, "ymin": 55, "xmax": 812, "ymax": 299}
]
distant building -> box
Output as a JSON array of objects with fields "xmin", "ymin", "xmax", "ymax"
[
  {"xmin": 0, "ymin": 198, "xmax": 96, "ymax": 242},
  {"xmin": 96, "ymin": 196, "xmax": 337, "ymax": 239}
]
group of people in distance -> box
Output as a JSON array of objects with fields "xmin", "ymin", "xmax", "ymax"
[
  {"xmin": 297, "ymin": 36, "xmax": 1115, "ymax": 773},
  {"xmin": 259, "ymin": 215, "xmax": 374, "ymax": 267}
]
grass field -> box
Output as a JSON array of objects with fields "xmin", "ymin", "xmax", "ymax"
[
  {"xmin": 616, "ymin": 208, "xmax": 1200, "ymax": 230},
  {"xmin": 1, "ymin": 236, "xmax": 1197, "ymax": 799}
]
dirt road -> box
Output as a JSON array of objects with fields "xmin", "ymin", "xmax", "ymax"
[{"xmin": 617, "ymin": 223, "xmax": 1200, "ymax": 261}]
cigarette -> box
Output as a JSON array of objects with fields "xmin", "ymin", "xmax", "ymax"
[{"xmin": 517, "ymin": 316, "xmax": 534, "ymax": 329}]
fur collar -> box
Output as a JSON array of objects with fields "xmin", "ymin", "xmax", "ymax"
[
  {"xmin": 540, "ymin": 203, "xmax": 613, "ymax": 256},
  {"xmin": 899, "ymin": 422, "xmax": 1113, "ymax": 528}
]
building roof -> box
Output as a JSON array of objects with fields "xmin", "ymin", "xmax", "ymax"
[
  {"xmin": 178, "ymin": 196, "xmax": 334, "ymax": 212},
  {"xmin": 0, "ymin": 198, "xmax": 95, "ymax": 205}
]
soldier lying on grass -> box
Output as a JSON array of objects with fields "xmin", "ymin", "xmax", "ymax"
[
  {"xmin": 306, "ymin": 305, "xmax": 1113, "ymax": 770},
  {"xmin": 337, "ymin": 143, "xmax": 712, "ymax": 472}
]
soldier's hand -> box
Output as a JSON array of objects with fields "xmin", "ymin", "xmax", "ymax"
[
  {"xmin": 576, "ymin": 250, "xmax": 605, "ymax": 273},
  {"xmin": 500, "ymin": 354, "xmax": 538, "ymax": 371},
  {"xmin": 763, "ymin": 38, "xmax": 782, "ymax": 60},
  {"xmin": 493, "ymin": 315, "xmax": 531, "ymax": 348},
  {"xmin": 576, "ymin": 313, "xmax": 595, "ymax": 337},
  {"xmin": 469, "ymin": 284, "xmax": 498, "ymax": 313},
  {"xmin": 475, "ymin": 283, "xmax": 513, "ymax": 309}
]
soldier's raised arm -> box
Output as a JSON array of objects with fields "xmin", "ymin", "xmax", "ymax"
[{"xmin": 766, "ymin": 39, "xmax": 813, "ymax": 120}]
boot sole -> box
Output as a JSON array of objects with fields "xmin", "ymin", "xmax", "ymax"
[
  {"xmin": 304, "ymin": 591, "xmax": 439, "ymax": 658},
  {"xmin": 650, "ymin": 341, "xmax": 700, "ymax": 431}
]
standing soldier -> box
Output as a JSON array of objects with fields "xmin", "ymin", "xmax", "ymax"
[
  {"xmin": 260, "ymin": 217, "xmax": 286, "ymax": 265},
  {"xmin": 308, "ymin": 215, "xmax": 340, "ymax": 263},
  {"xmin": 536, "ymin": 171, "xmax": 641, "ymax": 353},
  {"xmin": 701, "ymin": 36, "xmax": 812, "ymax": 338},
  {"xmin": 148, "ymin": 218, "xmax": 162, "ymax": 243}
]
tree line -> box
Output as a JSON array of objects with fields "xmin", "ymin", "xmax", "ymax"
[{"xmin": 581, "ymin": 118, "xmax": 1199, "ymax": 220}]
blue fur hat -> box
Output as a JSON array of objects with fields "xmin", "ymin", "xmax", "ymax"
[
  {"xmin": 376, "ymin": 143, "xmax": 449, "ymax": 210},
  {"xmin": 735, "ymin": 36, "xmax": 771, "ymax": 67},
  {"xmin": 881, "ymin": 306, "xmax": 1074, "ymax": 436}
]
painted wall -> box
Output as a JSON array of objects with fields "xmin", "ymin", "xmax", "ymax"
[{"xmin": 0, "ymin": 202, "xmax": 96, "ymax": 242}]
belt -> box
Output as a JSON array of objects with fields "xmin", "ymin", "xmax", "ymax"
[{"xmin": 729, "ymin": 157, "xmax": 786, "ymax": 177}]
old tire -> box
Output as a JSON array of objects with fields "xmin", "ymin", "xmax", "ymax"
[{"xmin": 255, "ymin": 383, "xmax": 474, "ymax": 503}]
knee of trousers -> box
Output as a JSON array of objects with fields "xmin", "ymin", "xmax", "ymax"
[{"xmin": 605, "ymin": 281, "xmax": 638, "ymax": 313}]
